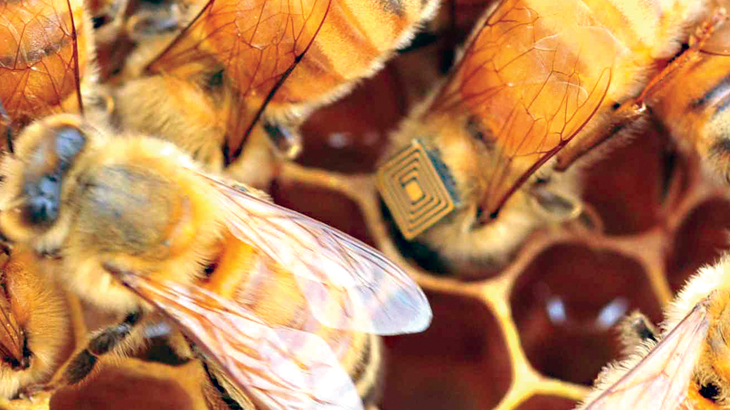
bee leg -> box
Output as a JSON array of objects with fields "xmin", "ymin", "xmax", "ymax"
[
  {"xmin": 200, "ymin": 360, "xmax": 252, "ymax": 410},
  {"xmin": 262, "ymin": 121, "xmax": 302, "ymax": 160},
  {"xmin": 618, "ymin": 311, "xmax": 658, "ymax": 354},
  {"xmin": 555, "ymin": 101, "xmax": 645, "ymax": 171},
  {"xmin": 19, "ymin": 310, "xmax": 143, "ymax": 397},
  {"xmin": 529, "ymin": 186, "xmax": 583, "ymax": 221}
]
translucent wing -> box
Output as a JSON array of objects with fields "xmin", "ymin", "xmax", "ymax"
[
  {"xmin": 698, "ymin": 9, "xmax": 730, "ymax": 56},
  {"xmin": 145, "ymin": 0, "xmax": 332, "ymax": 158},
  {"xmin": 198, "ymin": 172, "xmax": 432, "ymax": 336},
  {"xmin": 582, "ymin": 301, "xmax": 709, "ymax": 410},
  {"xmin": 0, "ymin": 280, "xmax": 22, "ymax": 368},
  {"xmin": 0, "ymin": 250, "xmax": 36, "ymax": 372},
  {"xmin": 0, "ymin": 0, "xmax": 85, "ymax": 133},
  {"xmin": 427, "ymin": 0, "xmax": 614, "ymax": 216},
  {"xmin": 119, "ymin": 272, "xmax": 364, "ymax": 410}
]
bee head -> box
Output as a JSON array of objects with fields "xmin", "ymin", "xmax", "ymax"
[{"xmin": 0, "ymin": 114, "xmax": 89, "ymax": 247}]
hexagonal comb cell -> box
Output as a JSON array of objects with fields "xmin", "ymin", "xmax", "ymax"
[
  {"xmin": 514, "ymin": 395, "xmax": 578, "ymax": 410},
  {"xmin": 580, "ymin": 127, "xmax": 678, "ymax": 235},
  {"xmin": 380, "ymin": 290, "xmax": 511, "ymax": 410},
  {"xmin": 264, "ymin": 94, "xmax": 729, "ymax": 409},
  {"xmin": 510, "ymin": 243, "xmax": 662, "ymax": 385},
  {"xmin": 271, "ymin": 181, "xmax": 375, "ymax": 246},
  {"xmin": 297, "ymin": 67, "xmax": 406, "ymax": 174},
  {"xmin": 666, "ymin": 198, "xmax": 730, "ymax": 292},
  {"xmin": 17, "ymin": 1, "xmax": 730, "ymax": 409},
  {"xmin": 50, "ymin": 360, "xmax": 205, "ymax": 410}
]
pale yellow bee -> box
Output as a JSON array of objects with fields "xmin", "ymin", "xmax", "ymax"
[
  {"xmin": 576, "ymin": 255, "xmax": 730, "ymax": 409},
  {"xmin": 0, "ymin": 113, "xmax": 431, "ymax": 409}
]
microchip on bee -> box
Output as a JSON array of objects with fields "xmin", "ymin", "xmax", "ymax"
[{"xmin": 376, "ymin": 139, "xmax": 459, "ymax": 240}]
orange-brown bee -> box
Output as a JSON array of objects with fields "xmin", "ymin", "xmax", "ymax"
[
  {"xmin": 574, "ymin": 255, "xmax": 730, "ymax": 409},
  {"xmin": 109, "ymin": 0, "xmax": 439, "ymax": 182},
  {"xmin": 376, "ymin": 0, "xmax": 713, "ymax": 269},
  {"xmin": 0, "ymin": 113, "xmax": 431, "ymax": 409}
]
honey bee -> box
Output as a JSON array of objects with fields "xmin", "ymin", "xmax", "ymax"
[
  {"xmin": 572, "ymin": 255, "xmax": 730, "ymax": 409},
  {"xmin": 0, "ymin": 246, "xmax": 74, "ymax": 399},
  {"xmin": 0, "ymin": 113, "xmax": 432, "ymax": 409},
  {"xmin": 376, "ymin": 0, "xmax": 713, "ymax": 270},
  {"xmin": 108, "ymin": 0, "xmax": 439, "ymax": 183}
]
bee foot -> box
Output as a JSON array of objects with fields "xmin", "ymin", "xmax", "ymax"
[{"xmin": 17, "ymin": 383, "xmax": 53, "ymax": 401}]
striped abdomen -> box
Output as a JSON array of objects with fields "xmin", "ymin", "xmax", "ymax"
[
  {"xmin": 148, "ymin": 0, "xmax": 438, "ymax": 108},
  {"xmin": 201, "ymin": 244, "xmax": 384, "ymax": 409}
]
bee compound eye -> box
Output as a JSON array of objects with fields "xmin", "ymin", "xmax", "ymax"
[
  {"xmin": 24, "ymin": 174, "xmax": 60, "ymax": 225},
  {"xmin": 54, "ymin": 127, "xmax": 86, "ymax": 171}
]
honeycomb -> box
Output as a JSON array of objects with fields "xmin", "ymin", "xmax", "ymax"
[
  {"xmin": 5, "ymin": 1, "xmax": 730, "ymax": 410},
  {"xmin": 268, "ymin": 39, "xmax": 730, "ymax": 410}
]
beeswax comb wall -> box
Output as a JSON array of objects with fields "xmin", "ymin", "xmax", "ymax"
[
  {"xmin": 5, "ymin": 1, "xmax": 730, "ymax": 408},
  {"xmin": 271, "ymin": 44, "xmax": 730, "ymax": 410}
]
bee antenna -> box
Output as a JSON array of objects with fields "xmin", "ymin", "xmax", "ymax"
[{"xmin": 0, "ymin": 100, "xmax": 14, "ymax": 154}]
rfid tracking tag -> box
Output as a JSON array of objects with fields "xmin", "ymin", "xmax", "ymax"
[{"xmin": 376, "ymin": 140, "xmax": 460, "ymax": 240}]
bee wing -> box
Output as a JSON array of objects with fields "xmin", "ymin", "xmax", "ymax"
[
  {"xmin": 427, "ymin": 0, "xmax": 614, "ymax": 216},
  {"xmin": 0, "ymin": 297, "xmax": 22, "ymax": 366},
  {"xmin": 198, "ymin": 172, "xmax": 432, "ymax": 336},
  {"xmin": 0, "ymin": 0, "xmax": 85, "ymax": 131},
  {"xmin": 695, "ymin": 10, "xmax": 730, "ymax": 56},
  {"xmin": 144, "ymin": 0, "xmax": 332, "ymax": 158},
  {"xmin": 120, "ymin": 273, "xmax": 364, "ymax": 410},
  {"xmin": 582, "ymin": 301, "xmax": 709, "ymax": 410}
]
